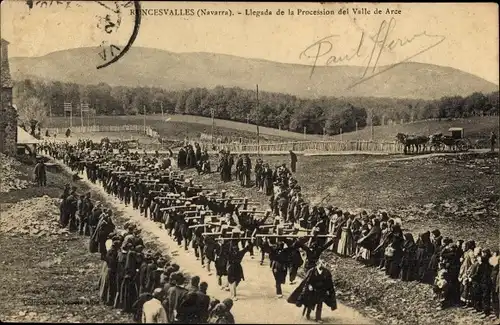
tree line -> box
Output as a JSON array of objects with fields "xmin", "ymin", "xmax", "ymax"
[{"xmin": 14, "ymin": 79, "xmax": 499, "ymax": 136}]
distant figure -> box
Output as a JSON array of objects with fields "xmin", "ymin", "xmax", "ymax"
[
  {"xmin": 289, "ymin": 150, "xmax": 297, "ymax": 173},
  {"xmin": 33, "ymin": 157, "xmax": 47, "ymax": 187},
  {"xmin": 65, "ymin": 128, "xmax": 71, "ymax": 138},
  {"xmin": 491, "ymin": 131, "xmax": 497, "ymax": 152}
]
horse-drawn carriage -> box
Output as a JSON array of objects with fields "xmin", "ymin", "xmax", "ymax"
[
  {"xmin": 429, "ymin": 127, "xmax": 471, "ymax": 152},
  {"xmin": 396, "ymin": 127, "xmax": 471, "ymax": 154}
]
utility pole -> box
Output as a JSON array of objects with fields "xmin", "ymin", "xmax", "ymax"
[
  {"xmin": 246, "ymin": 113, "xmax": 250, "ymax": 124},
  {"xmin": 64, "ymin": 102, "xmax": 73, "ymax": 128},
  {"xmin": 303, "ymin": 126, "xmax": 306, "ymax": 140},
  {"xmin": 80, "ymin": 104, "xmax": 84, "ymax": 128},
  {"xmin": 80, "ymin": 102, "xmax": 89, "ymax": 131},
  {"xmin": 370, "ymin": 108, "xmax": 374, "ymax": 141},
  {"xmin": 256, "ymin": 84, "xmax": 260, "ymax": 156},
  {"xmin": 49, "ymin": 104, "xmax": 52, "ymax": 127},
  {"xmin": 211, "ymin": 107, "xmax": 215, "ymax": 146},
  {"xmin": 161, "ymin": 102, "xmax": 164, "ymax": 117},
  {"xmin": 143, "ymin": 105, "xmax": 146, "ymax": 134},
  {"xmin": 340, "ymin": 128, "xmax": 343, "ymax": 141},
  {"xmin": 95, "ymin": 99, "xmax": 99, "ymax": 127}
]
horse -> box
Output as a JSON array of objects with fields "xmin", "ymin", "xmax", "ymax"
[{"xmin": 396, "ymin": 133, "xmax": 430, "ymax": 154}]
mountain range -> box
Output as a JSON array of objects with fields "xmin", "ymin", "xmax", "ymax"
[{"xmin": 9, "ymin": 46, "xmax": 498, "ymax": 99}]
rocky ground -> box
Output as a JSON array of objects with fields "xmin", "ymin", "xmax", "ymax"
[
  {"xmin": 0, "ymin": 156, "xmax": 132, "ymax": 323},
  {"xmin": 0, "ymin": 153, "xmax": 31, "ymax": 193}
]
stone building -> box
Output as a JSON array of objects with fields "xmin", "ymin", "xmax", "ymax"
[{"xmin": 0, "ymin": 38, "xmax": 17, "ymax": 156}]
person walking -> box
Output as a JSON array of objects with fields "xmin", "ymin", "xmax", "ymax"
[
  {"xmin": 490, "ymin": 131, "xmax": 497, "ymax": 152},
  {"xmin": 289, "ymin": 150, "xmax": 297, "ymax": 173}
]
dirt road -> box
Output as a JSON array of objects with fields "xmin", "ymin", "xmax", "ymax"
[{"xmin": 59, "ymin": 160, "xmax": 372, "ymax": 324}]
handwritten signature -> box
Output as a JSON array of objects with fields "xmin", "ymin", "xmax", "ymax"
[{"xmin": 299, "ymin": 17, "xmax": 446, "ymax": 89}]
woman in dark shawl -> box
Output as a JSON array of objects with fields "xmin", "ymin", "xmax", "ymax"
[
  {"xmin": 386, "ymin": 232, "xmax": 404, "ymax": 279},
  {"xmin": 400, "ymin": 233, "xmax": 417, "ymax": 281},
  {"xmin": 357, "ymin": 218, "xmax": 382, "ymax": 266},
  {"xmin": 114, "ymin": 242, "xmax": 131, "ymax": 308},
  {"xmin": 138, "ymin": 250, "xmax": 152, "ymax": 294},
  {"xmin": 416, "ymin": 231, "xmax": 434, "ymax": 282},
  {"xmin": 118, "ymin": 245, "xmax": 142, "ymax": 313},
  {"xmin": 424, "ymin": 229, "xmax": 442, "ymax": 284},
  {"xmin": 100, "ymin": 240, "xmax": 121, "ymax": 306}
]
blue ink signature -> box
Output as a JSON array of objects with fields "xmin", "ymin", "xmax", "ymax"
[{"xmin": 299, "ymin": 17, "xmax": 446, "ymax": 90}]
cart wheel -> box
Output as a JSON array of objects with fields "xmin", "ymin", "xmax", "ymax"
[{"xmin": 457, "ymin": 140, "xmax": 469, "ymax": 152}]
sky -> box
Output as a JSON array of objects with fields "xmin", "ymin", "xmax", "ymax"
[{"xmin": 1, "ymin": 1, "xmax": 499, "ymax": 84}]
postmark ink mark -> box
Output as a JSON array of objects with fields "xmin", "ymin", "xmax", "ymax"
[
  {"xmin": 30, "ymin": 1, "xmax": 75, "ymax": 9},
  {"xmin": 96, "ymin": 1, "xmax": 141, "ymax": 69},
  {"xmin": 98, "ymin": 43, "xmax": 121, "ymax": 61}
]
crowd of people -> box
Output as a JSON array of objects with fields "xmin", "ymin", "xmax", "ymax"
[
  {"xmin": 42, "ymin": 139, "xmax": 339, "ymax": 323},
  {"xmin": 210, "ymin": 146, "xmax": 500, "ymax": 320},
  {"xmin": 42, "ymin": 140, "xmax": 240, "ymax": 324},
  {"xmin": 39, "ymin": 138, "xmax": 499, "ymax": 323},
  {"xmin": 237, "ymin": 150, "xmax": 500, "ymax": 320}
]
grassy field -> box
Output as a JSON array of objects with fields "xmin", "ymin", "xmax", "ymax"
[
  {"xmin": 329, "ymin": 116, "xmax": 499, "ymax": 143},
  {"xmin": 46, "ymin": 115, "xmax": 498, "ymax": 148},
  {"xmin": 45, "ymin": 115, "xmax": 319, "ymax": 142}
]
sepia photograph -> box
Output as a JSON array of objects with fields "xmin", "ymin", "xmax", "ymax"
[{"xmin": 0, "ymin": 1, "xmax": 498, "ymax": 324}]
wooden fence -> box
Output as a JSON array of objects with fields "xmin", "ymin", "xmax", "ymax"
[
  {"xmin": 209, "ymin": 140, "xmax": 404, "ymax": 153},
  {"xmin": 45, "ymin": 125, "xmax": 405, "ymax": 153},
  {"xmin": 45, "ymin": 125, "xmax": 146, "ymax": 134}
]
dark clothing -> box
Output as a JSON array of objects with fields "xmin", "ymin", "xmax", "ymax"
[
  {"xmin": 290, "ymin": 152, "xmax": 297, "ymax": 173},
  {"xmin": 287, "ymin": 267, "xmax": 337, "ymax": 321},
  {"xmin": 177, "ymin": 290, "xmax": 211, "ymax": 324},
  {"xmin": 34, "ymin": 162, "xmax": 47, "ymax": 186},
  {"xmin": 165, "ymin": 285, "xmax": 189, "ymax": 323}
]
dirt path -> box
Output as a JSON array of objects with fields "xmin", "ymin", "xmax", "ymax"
[{"xmin": 54, "ymin": 158, "xmax": 372, "ymax": 324}]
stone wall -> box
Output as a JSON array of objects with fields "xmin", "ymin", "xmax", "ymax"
[{"xmin": 1, "ymin": 38, "xmax": 17, "ymax": 156}]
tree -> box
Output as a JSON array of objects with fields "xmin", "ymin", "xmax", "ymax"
[{"xmin": 17, "ymin": 96, "xmax": 48, "ymax": 136}]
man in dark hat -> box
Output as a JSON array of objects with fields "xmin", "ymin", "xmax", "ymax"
[
  {"xmin": 287, "ymin": 259, "xmax": 337, "ymax": 323},
  {"xmin": 33, "ymin": 157, "xmax": 47, "ymax": 187},
  {"xmin": 164, "ymin": 272, "xmax": 188, "ymax": 323},
  {"xmin": 289, "ymin": 150, "xmax": 297, "ymax": 173}
]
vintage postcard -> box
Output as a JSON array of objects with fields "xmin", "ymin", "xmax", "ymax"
[{"xmin": 0, "ymin": 1, "xmax": 498, "ymax": 325}]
